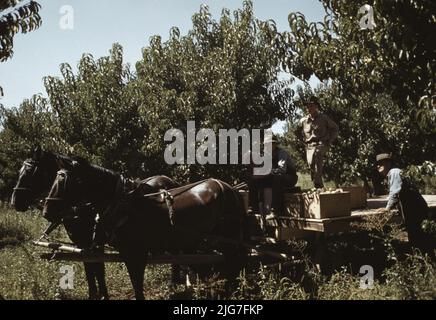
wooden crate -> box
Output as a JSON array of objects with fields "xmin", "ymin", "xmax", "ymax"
[
  {"xmin": 284, "ymin": 193, "xmax": 304, "ymax": 218},
  {"xmin": 274, "ymin": 226, "xmax": 309, "ymax": 240},
  {"xmin": 342, "ymin": 186, "xmax": 367, "ymax": 209},
  {"xmin": 302, "ymin": 191, "xmax": 351, "ymax": 219}
]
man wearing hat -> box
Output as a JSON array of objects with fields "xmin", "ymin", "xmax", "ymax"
[
  {"xmin": 247, "ymin": 134, "xmax": 298, "ymax": 219},
  {"xmin": 375, "ymin": 153, "xmax": 431, "ymax": 251},
  {"xmin": 296, "ymin": 97, "xmax": 339, "ymax": 188}
]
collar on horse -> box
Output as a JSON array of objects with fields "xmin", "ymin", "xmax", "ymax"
[
  {"xmin": 101, "ymin": 174, "xmax": 127, "ymax": 220},
  {"xmin": 13, "ymin": 160, "xmax": 38, "ymax": 192}
]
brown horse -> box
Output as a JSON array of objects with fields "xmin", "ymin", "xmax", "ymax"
[
  {"xmin": 42, "ymin": 158, "xmax": 246, "ymax": 299},
  {"xmin": 11, "ymin": 148, "xmax": 179, "ymax": 299}
]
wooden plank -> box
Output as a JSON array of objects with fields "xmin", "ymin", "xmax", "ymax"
[
  {"xmin": 40, "ymin": 249, "xmax": 298, "ymax": 264},
  {"xmin": 40, "ymin": 252, "xmax": 226, "ymax": 264},
  {"xmin": 41, "ymin": 252, "xmax": 123, "ymax": 263},
  {"xmin": 253, "ymin": 206, "xmax": 400, "ymax": 234},
  {"xmin": 274, "ymin": 226, "xmax": 310, "ymax": 240},
  {"xmin": 34, "ymin": 240, "xmax": 227, "ymax": 264},
  {"xmin": 33, "ymin": 240, "xmax": 84, "ymax": 253},
  {"xmin": 287, "ymin": 218, "xmax": 326, "ymax": 232},
  {"xmin": 249, "ymin": 236, "xmax": 278, "ymax": 244},
  {"xmin": 367, "ymin": 195, "xmax": 436, "ymax": 209},
  {"xmin": 35, "ymin": 238, "xmax": 296, "ymax": 263},
  {"xmin": 423, "ymin": 195, "xmax": 436, "ymax": 208}
]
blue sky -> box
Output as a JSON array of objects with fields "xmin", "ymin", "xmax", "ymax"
[{"xmin": 0, "ymin": 0, "xmax": 326, "ymax": 132}]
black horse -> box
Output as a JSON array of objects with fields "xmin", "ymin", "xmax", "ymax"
[
  {"xmin": 11, "ymin": 147, "xmax": 178, "ymax": 299},
  {"xmin": 42, "ymin": 157, "xmax": 246, "ymax": 300}
]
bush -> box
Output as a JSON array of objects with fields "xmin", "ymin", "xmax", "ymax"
[{"xmin": 403, "ymin": 161, "xmax": 436, "ymax": 194}]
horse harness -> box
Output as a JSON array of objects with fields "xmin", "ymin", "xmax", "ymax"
[
  {"xmin": 13, "ymin": 160, "xmax": 38, "ymax": 193},
  {"xmin": 41, "ymin": 175, "xmax": 235, "ymax": 250}
]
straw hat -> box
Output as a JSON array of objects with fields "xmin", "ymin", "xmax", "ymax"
[{"xmin": 376, "ymin": 153, "xmax": 392, "ymax": 163}]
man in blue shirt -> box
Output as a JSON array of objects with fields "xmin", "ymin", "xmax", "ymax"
[{"xmin": 376, "ymin": 153, "xmax": 431, "ymax": 251}]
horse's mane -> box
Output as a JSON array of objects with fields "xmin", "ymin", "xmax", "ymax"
[
  {"xmin": 28, "ymin": 149, "xmax": 66, "ymax": 166},
  {"xmin": 89, "ymin": 163, "xmax": 120, "ymax": 178},
  {"xmin": 70, "ymin": 156, "xmax": 120, "ymax": 180},
  {"xmin": 28, "ymin": 149, "xmax": 120, "ymax": 180}
]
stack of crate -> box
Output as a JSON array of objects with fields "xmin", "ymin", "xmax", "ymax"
[
  {"xmin": 301, "ymin": 191, "xmax": 351, "ymax": 219},
  {"xmin": 240, "ymin": 186, "xmax": 367, "ymax": 219},
  {"xmin": 284, "ymin": 189, "xmax": 360, "ymax": 219}
]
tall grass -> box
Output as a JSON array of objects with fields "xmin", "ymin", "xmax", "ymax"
[
  {"xmin": 0, "ymin": 204, "xmax": 45, "ymax": 248},
  {"xmin": 0, "ymin": 206, "xmax": 435, "ymax": 300}
]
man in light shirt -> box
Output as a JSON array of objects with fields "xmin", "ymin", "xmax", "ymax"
[{"xmin": 375, "ymin": 153, "xmax": 431, "ymax": 252}]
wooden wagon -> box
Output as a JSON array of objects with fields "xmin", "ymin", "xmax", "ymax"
[{"xmin": 33, "ymin": 188, "xmax": 436, "ymax": 267}]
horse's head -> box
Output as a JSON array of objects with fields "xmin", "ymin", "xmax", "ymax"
[
  {"xmin": 11, "ymin": 147, "xmax": 55, "ymax": 211},
  {"xmin": 42, "ymin": 157, "xmax": 118, "ymax": 224},
  {"xmin": 42, "ymin": 160, "xmax": 86, "ymax": 223}
]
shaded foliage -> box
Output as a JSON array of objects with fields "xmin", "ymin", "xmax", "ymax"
[
  {"xmin": 278, "ymin": 1, "xmax": 436, "ymax": 187},
  {"xmin": 0, "ymin": 0, "xmax": 42, "ymax": 96},
  {"xmin": 279, "ymin": 0, "xmax": 435, "ymax": 129},
  {"xmin": 283, "ymin": 83, "xmax": 436, "ymax": 187},
  {"xmin": 0, "ymin": 0, "xmax": 41, "ymax": 62},
  {"xmin": 0, "ymin": 0, "xmax": 435, "ymax": 197},
  {"xmin": 0, "ymin": 95, "xmax": 52, "ymax": 197},
  {"xmin": 135, "ymin": 2, "xmax": 293, "ymax": 182},
  {"xmin": 0, "ymin": 1, "xmax": 294, "ymax": 196}
]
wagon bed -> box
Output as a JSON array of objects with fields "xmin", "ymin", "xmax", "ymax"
[
  {"xmin": 34, "ymin": 195, "xmax": 436, "ymax": 265},
  {"xmin": 258, "ymin": 195, "xmax": 436, "ymax": 235}
]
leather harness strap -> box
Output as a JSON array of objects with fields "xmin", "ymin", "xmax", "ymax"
[
  {"xmin": 145, "ymin": 178, "xmax": 210, "ymax": 200},
  {"xmin": 162, "ymin": 190, "xmax": 176, "ymax": 226},
  {"xmin": 101, "ymin": 174, "xmax": 125, "ymax": 220}
]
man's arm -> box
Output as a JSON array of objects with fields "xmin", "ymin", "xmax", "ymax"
[{"xmin": 386, "ymin": 170, "xmax": 402, "ymax": 210}]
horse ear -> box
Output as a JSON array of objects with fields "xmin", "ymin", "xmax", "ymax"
[{"xmin": 32, "ymin": 146, "xmax": 43, "ymax": 160}]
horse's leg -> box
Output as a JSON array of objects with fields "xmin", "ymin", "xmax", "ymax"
[
  {"xmin": 94, "ymin": 263, "xmax": 109, "ymax": 300},
  {"xmin": 122, "ymin": 253, "xmax": 147, "ymax": 300},
  {"xmin": 171, "ymin": 264, "xmax": 182, "ymax": 285},
  {"xmin": 83, "ymin": 262, "xmax": 98, "ymax": 299}
]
